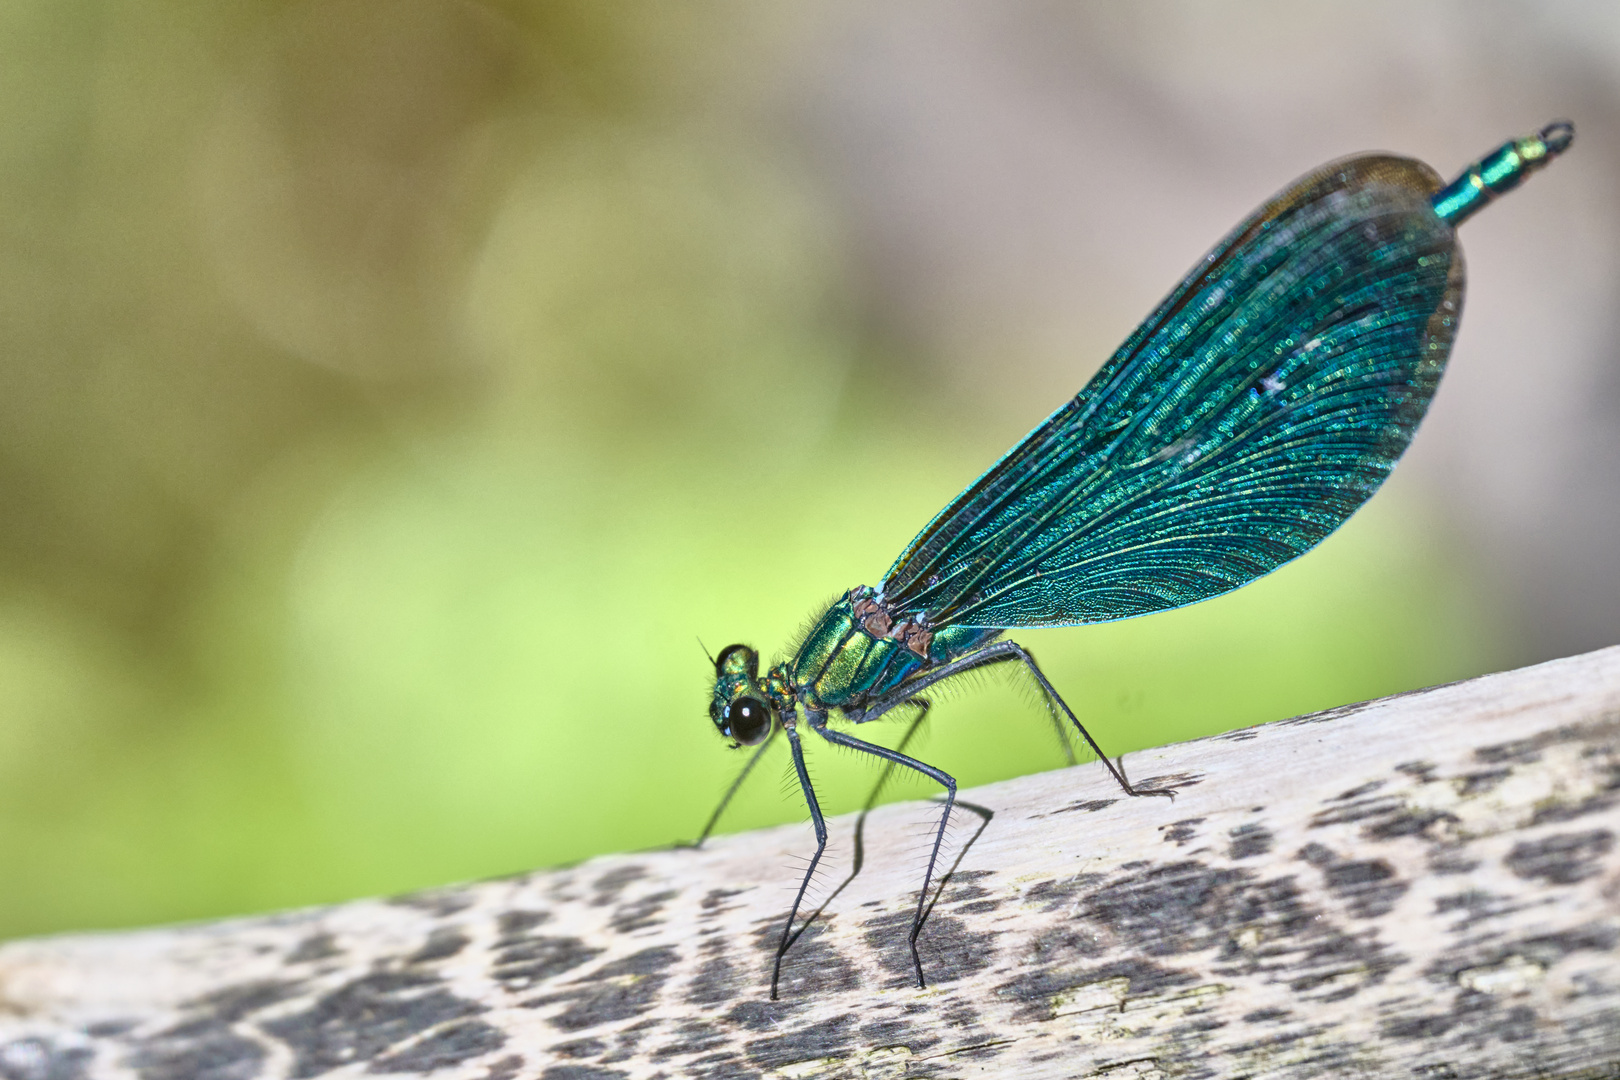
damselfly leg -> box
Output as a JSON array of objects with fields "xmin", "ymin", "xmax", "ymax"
[
  {"xmin": 849, "ymin": 639, "xmax": 1175, "ymax": 801},
  {"xmin": 773, "ymin": 722, "xmax": 828, "ymax": 1001},
  {"xmin": 803, "ymin": 716, "xmax": 956, "ymax": 991}
]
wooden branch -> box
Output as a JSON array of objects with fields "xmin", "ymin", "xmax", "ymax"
[{"xmin": 5, "ymin": 648, "xmax": 1620, "ymax": 1079}]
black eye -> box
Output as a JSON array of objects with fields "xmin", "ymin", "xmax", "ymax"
[{"xmin": 726, "ymin": 698, "xmax": 772, "ymax": 746}]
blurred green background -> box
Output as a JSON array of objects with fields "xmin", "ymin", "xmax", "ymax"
[{"xmin": 1, "ymin": 1, "xmax": 1612, "ymax": 941}]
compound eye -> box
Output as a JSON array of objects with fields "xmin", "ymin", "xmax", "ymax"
[{"xmin": 726, "ymin": 698, "xmax": 773, "ymax": 746}]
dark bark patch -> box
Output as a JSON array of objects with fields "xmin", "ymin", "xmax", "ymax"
[
  {"xmin": 856, "ymin": 1017, "xmax": 934, "ymax": 1050},
  {"xmin": 1286, "ymin": 926, "xmax": 1405, "ymax": 999},
  {"xmin": 1367, "ymin": 807, "xmax": 1460, "ymax": 841},
  {"xmin": 1081, "ymin": 860, "xmax": 1256, "ymax": 954},
  {"xmin": 532, "ymin": 947, "xmax": 680, "ymax": 1032},
  {"xmin": 610, "ymin": 890, "xmax": 675, "ymax": 934},
  {"xmin": 127, "ymin": 1023, "xmax": 265, "ymax": 1080},
  {"xmin": 1036, "ymin": 798, "xmax": 1117, "ymax": 818},
  {"xmin": 684, "ymin": 1053, "xmax": 762, "ymax": 1080},
  {"xmin": 590, "ymin": 866, "xmax": 647, "ymax": 903},
  {"xmin": 1376, "ymin": 985, "xmax": 1536, "ymax": 1051},
  {"xmin": 1530, "ymin": 766, "xmax": 1620, "ymax": 823},
  {"xmin": 552, "ymin": 1039, "xmax": 606, "ymax": 1059},
  {"xmin": 1504, "ymin": 830, "xmax": 1614, "ymax": 885},
  {"xmin": 1, "ymin": 1038, "xmax": 94, "ymax": 1080},
  {"xmin": 1298, "ymin": 844, "xmax": 1408, "ymax": 919},
  {"xmin": 1024, "ymin": 872, "xmax": 1104, "ymax": 911},
  {"xmin": 262, "ymin": 971, "xmax": 486, "ymax": 1078},
  {"xmin": 1395, "ymin": 760, "xmax": 1438, "ymax": 781},
  {"xmin": 1140, "ymin": 772, "xmax": 1204, "ymax": 793},
  {"xmin": 994, "ymin": 958, "xmax": 1197, "ymax": 1021},
  {"xmin": 683, "ymin": 951, "xmax": 737, "ymax": 1008},
  {"xmin": 1474, "ymin": 736, "xmax": 1546, "ymax": 766},
  {"xmin": 1018, "ymin": 923, "xmax": 1108, "ymax": 977},
  {"xmin": 753, "ymin": 919, "xmax": 859, "ymax": 998},
  {"xmin": 480, "ymin": 1055, "xmax": 524, "ymax": 1080},
  {"xmin": 699, "ymin": 888, "xmax": 747, "ymax": 913},
  {"xmin": 1455, "ymin": 768, "xmax": 1511, "ymax": 796},
  {"xmin": 602, "ymin": 1018, "xmax": 657, "ymax": 1063},
  {"xmin": 1241, "ymin": 1007, "xmax": 1291, "ymax": 1023},
  {"xmin": 494, "ymin": 934, "xmax": 603, "ymax": 992},
  {"xmin": 368, "ymin": 1019, "xmax": 504, "ymax": 1074},
  {"xmin": 409, "ymin": 929, "xmax": 469, "ymax": 964},
  {"xmin": 1381, "ymin": 1012, "xmax": 1456, "ymax": 1040},
  {"xmin": 859, "ymin": 910, "xmax": 995, "ymax": 989},
  {"xmin": 386, "ymin": 889, "xmax": 474, "ymax": 917},
  {"xmin": 649, "ymin": 1021, "xmax": 728, "ymax": 1060},
  {"xmin": 1434, "ymin": 888, "xmax": 1525, "ymax": 932},
  {"xmin": 1309, "ymin": 793, "xmax": 1404, "ymax": 829},
  {"xmin": 1017, "ymin": 855, "xmax": 1404, "ymax": 1003},
  {"xmin": 496, "ymin": 910, "xmax": 550, "ymax": 937},
  {"xmin": 538, "ymin": 1066, "xmax": 628, "ymax": 1080},
  {"xmin": 1440, "ymin": 924, "xmax": 1619, "ymax": 975},
  {"xmin": 286, "ymin": 934, "xmax": 341, "ymax": 964},
  {"xmin": 723, "ymin": 1001, "xmax": 804, "ymax": 1032},
  {"xmin": 1497, "ymin": 1004, "xmax": 1538, "ymax": 1042},
  {"xmin": 938, "ymin": 869, "xmax": 995, "ymax": 900},
  {"xmin": 743, "ymin": 1014, "xmax": 857, "ymax": 1072},
  {"xmin": 1159, "ymin": 818, "xmax": 1205, "ymax": 847},
  {"xmin": 1228, "ymin": 823, "xmax": 1273, "ymax": 860},
  {"xmin": 954, "ymin": 900, "xmax": 1000, "ymax": 915},
  {"xmin": 1427, "ymin": 848, "xmax": 1480, "ymax": 876},
  {"xmin": 123, "ymin": 979, "xmax": 302, "ymax": 1080},
  {"xmin": 183, "ymin": 980, "xmax": 301, "ymax": 1025}
]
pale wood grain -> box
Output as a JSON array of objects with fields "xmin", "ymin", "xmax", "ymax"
[{"xmin": 4, "ymin": 646, "xmax": 1620, "ymax": 1079}]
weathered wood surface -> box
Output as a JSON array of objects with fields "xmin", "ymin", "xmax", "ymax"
[{"xmin": 5, "ymin": 648, "xmax": 1620, "ymax": 1080}]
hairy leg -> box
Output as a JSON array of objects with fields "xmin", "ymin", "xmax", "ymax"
[
  {"xmin": 809, "ymin": 715, "xmax": 956, "ymax": 989},
  {"xmin": 846, "ymin": 640, "xmax": 1170, "ymax": 799},
  {"xmin": 772, "ymin": 722, "xmax": 828, "ymax": 1001}
]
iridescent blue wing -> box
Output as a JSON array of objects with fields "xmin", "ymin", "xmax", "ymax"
[{"xmin": 881, "ymin": 155, "xmax": 1462, "ymax": 628}]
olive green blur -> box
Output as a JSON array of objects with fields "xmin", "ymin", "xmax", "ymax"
[{"xmin": 0, "ymin": 2, "xmax": 1528, "ymax": 941}]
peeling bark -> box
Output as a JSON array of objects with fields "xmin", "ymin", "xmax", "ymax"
[{"xmin": 5, "ymin": 647, "xmax": 1620, "ymax": 1078}]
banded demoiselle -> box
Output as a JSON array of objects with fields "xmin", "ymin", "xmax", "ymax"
[{"xmin": 701, "ymin": 122, "xmax": 1574, "ymax": 999}]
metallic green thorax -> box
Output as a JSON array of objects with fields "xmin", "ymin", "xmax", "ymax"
[
  {"xmin": 784, "ymin": 590, "xmax": 996, "ymax": 710},
  {"xmin": 709, "ymin": 590, "xmax": 997, "ymax": 723}
]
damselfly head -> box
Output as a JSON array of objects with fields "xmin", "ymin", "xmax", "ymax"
[{"xmin": 710, "ymin": 643, "xmax": 775, "ymax": 747}]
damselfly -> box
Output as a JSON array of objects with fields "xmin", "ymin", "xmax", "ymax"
[{"xmin": 701, "ymin": 122, "xmax": 1574, "ymax": 999}]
